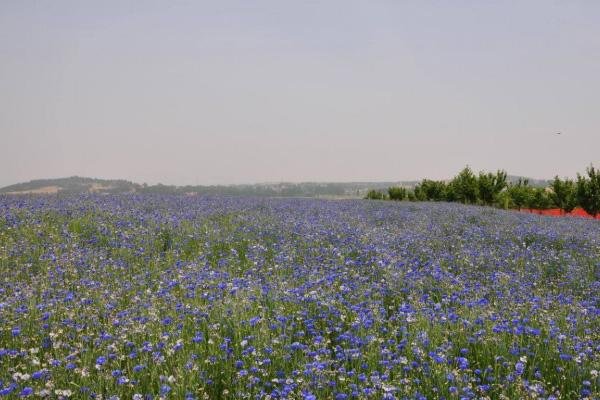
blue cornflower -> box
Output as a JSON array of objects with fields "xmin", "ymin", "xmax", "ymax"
[
  {"xmin": 290, "ymin": 342, "xmax": 303, "ymax": 351},
  {"xmin": 19, "ymin": 387, "xmax": 33, "ymax": 397},
  {"xmin": 32, "ymin": 370, "xmax": 45, "ymax": 380},
  {"xmin": 160, "ymin": 385, "xmax": 171, "ymax": 395},
  {"xmin": 515, "ymin": 362, "xmax": 525, "ymax": 375},
  {"xmin": 456, "ymin": 357, "xmax": 469, "ymax": 370},
  {"xmin": 192, "ymin": 332, "xmax": 203, "ymax": 343},
  {"xmin": 0, "ymin": 384, "xmax": 16, "ymax": 396},
  {"xmin": 303, "ymin": 392, "xmax": 316, "ymax": 400}
]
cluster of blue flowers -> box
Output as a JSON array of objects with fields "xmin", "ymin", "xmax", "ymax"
[{"xmin": 0, "ymin": 194, "xmax": 597, "ymax": 399}]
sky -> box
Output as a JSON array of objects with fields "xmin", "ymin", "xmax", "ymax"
[{"xmin": 1, "ymin": 1, "xmax": 599, "ymax": 187}]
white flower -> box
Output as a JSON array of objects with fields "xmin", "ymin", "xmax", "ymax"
[{"xmin": 519, "ymin": 355, "xmax": 527, "ymax": 363}]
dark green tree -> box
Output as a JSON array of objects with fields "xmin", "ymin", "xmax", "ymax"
[
  {"xmin": 414, "ymin": 179, "xmax": 447, "ymax": 201},
  {"xmin": 507, "ymin": 179, "xmax": 533, "ymax": 210},
  {"xmin": 413, "ymin": 184, "xmax": 427, "ymax": 201},
  {"xmin": 388, "ymin": 186, "xmax": 407, "ymax": 201},
  {"xmin": 450, "ymin": 166, "xmax": 479, "ymax": 204},
  {"xmin": 528, "ymin": 187, "xmax": 552, "ymax": 210},
  {"xmin": 365, "ymin": 189, "xmax": 385, "ymax": 200},
  {"xmin": 477, "ymin": 170, "xmax": 508, "ymax": 205},
  {"xmin": 576, "ymin": 165, "xmax": 600, "ymax": 217},
  {"xmin": 550, "ymin": 176, "xmax": 577, "ymax": 213}
]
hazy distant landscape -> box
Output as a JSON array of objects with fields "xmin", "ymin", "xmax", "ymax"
[{"xmin": 0, "ymin": 175, "xmax": 550, "ymax": 198}]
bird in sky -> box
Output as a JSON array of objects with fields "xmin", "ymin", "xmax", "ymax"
[{"xmin": 555, "ymin": 132, "xmax": 562, "ymax": 135}]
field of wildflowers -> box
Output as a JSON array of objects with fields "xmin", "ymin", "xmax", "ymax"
[{"xmin": 0, "ymin": 195, "xmax": 598, "ymax": 399}]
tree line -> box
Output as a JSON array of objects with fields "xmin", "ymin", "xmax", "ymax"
[{"xmin": 365, "ymin": 165, "xmax": 600, "ymax": 217}]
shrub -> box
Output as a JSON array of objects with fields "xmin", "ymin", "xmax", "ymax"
[
  {"xmin": 449, "ymin": 166, "xmax": 479, "ymax": 204},
  {"xmin": 478, "ymin": 170, "xmax": 507, "ymax": 206},
  {"xmin": 576, "ymin": 164, "xmax": 600, "ymax": 217},
  {"xmin": 365, "ymin": 189, "xmax": 385, "ymax": 200},
  {"xmin": 387, "ymin": 186, "xmax": 407, "ymax": 201},
  {"xmin": 413, "ymin": 180, "xmax": 447, "ymax": 201},
  {"xmin": 550, "ymin": 176, "xmax": 577, "ymax": 213},
  {"xmin": 507, "ymin": 179, "xmax": 533, "ymax": 210}
]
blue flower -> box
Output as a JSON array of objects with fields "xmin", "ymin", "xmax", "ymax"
[
  {"xmin": 456, "ymin": 357, "xmax": 469, "ymax": 370},
  {"xmin": 192, "ymin": 332, "xmax": 203, "ymax": 343},
  {"xmin": 515, "ymin": 362, "xmax": 525, "ymax": 375},
  {"xmin": 160, "ymin": 385, "xmax": 171, "ymax": 395},
  {"xmin": 32, "ymin": 370, "xmax": 45, "ymax": 380}
]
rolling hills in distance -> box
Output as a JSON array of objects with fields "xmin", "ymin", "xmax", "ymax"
[{"xmin": 0, "ymin": 175, "xmax": 551, "ymax": 198}]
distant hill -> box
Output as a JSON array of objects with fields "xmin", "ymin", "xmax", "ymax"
[
  {"xmin": 0, "ymin": 176, "xmax": 420, "ymax": 198},
  {"xmin": 0, "ymin": 177, "xmax": 140, "ymax": 195},
  {"xmin": 0, "ymin": 175, "xmax": 549, "ymax": 197}
]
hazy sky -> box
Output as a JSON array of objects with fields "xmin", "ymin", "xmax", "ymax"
[{"xmin": 1, "ymin": 1, "xmax": 599, "ymax": 186}]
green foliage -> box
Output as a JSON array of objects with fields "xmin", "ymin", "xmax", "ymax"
[
  {"xmin": 413, "ymin": 185, "xmax": 426, "ymax": 201},
  {"xmin": 407, "ymin": 190, "xmax": 417, "ymax": 201},
  {"xmin": 550, "ymin": 176, "xmax": 577, "ymax": 213},
  {"xmin": 156, "ymin": 228, "xmax": 173, "ymax": 253},
  {"xmin": 495, "ymin": 190, "xmax": 513, "ymax": 209},
  {"xmin": 413, "ymin": 179, "xmax": 448, "ymax": 201},
  {"xmin": 363, "ymin": 165, "xmax": 600, "ymax": 217},
  {"xmin": 365, "ymin": 189, "xmax": 386, "ymax": 200},
  {"xmin": 449, "ymin": 166, "xmax": 479, "ymax": 204},
  {"xmin": 528, "ymin": 187, "xmax": 552, "ymax": 210},
  {"xmin": 181, "ymin": 236, "xmax": 202, "ymax": 261},
  {"xmin": 387, "ymin": 186, "xmax": 407, "ymax": 201},
  {"xmin": 506, "ymin": 179, "xmax": 533, "ymax": 210},
  {"xmin": 576, "ymin": 164, "xmax": 600, "ymax": 216},
  {"xmin": 478, "ymin": 170, "xmax": 507, "ymax": 205},
  {"xmin": 68, "ymin": 215, "xmax": 111, "ymax": 247}
]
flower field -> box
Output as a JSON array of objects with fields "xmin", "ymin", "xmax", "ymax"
[{"xmin": 0, "ymin": 195, "xmax": 598, "ymax": 399}]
